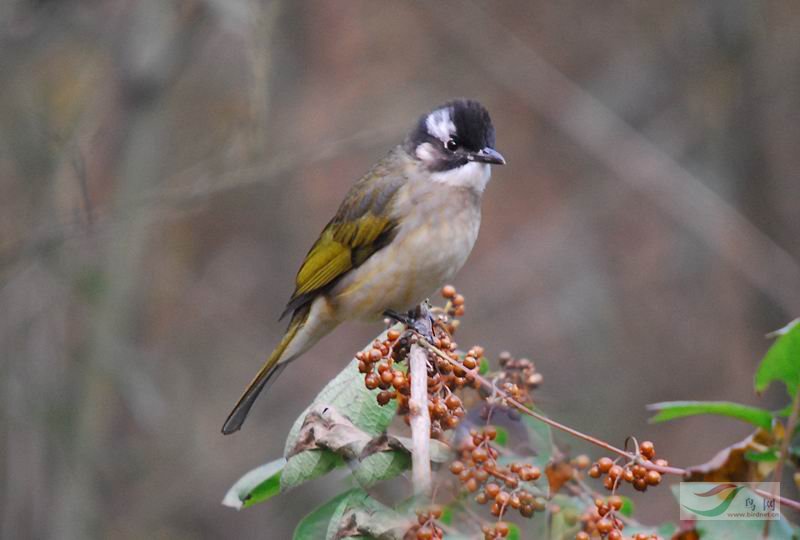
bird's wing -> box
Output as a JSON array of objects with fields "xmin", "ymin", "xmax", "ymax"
[{"xmin": 280, "ymin": 156, "xmax": 406, "ymax": 319}]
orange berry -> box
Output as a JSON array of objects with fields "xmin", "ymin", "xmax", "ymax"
[
  {"xmin": 495, "ymin": 521, "xmax": 510, "ymax": 536},
  {"xmin": 474, "ymin": 468, "xmax": 489, "ymax": 483},
  {"xmin": 364, "ymin": 373, "xmax": 379, "ymax": 390},
  {"xmin": 485, "ymin": 483, "xmax": 501, "ymax": 498},
  {"xmin": 495, "ymin": 491, "xmax": 510, "ymax": 506},
  {"xmin": 640, "ymin": 441, "xmax": 655, "ymax": 459},
  {"xmin": 645, "ymin": 470, "xmax": 661, "ymax": 486},
  {"xmin": 597, "ymin": 518, "xmax": 613, "ymax": 534},
  {"xmin": 573, "ymin": 454, "xmax": 591, "ymax": 469},
  {"xmin": 445, "ymin": 394, "xmax": 461, "ymax": 410}
]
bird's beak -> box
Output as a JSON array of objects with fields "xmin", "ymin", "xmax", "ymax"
[{"xmin": 470, "ymin": 147, "xmax": 506, "ymax": 165}]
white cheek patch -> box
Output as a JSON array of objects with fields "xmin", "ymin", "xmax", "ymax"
[
  {"xmin": 415, "ymin": 142, "xmax": 438, "ymax": 163},
  {"xmin": 430, "ymin": 162, "xmax": 491, "ymax": 193},
  {"xmin": 425, "ymin": 108, "xmax": 455, "ymax": 143}
]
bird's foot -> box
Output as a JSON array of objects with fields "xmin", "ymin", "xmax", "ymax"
[
  {"xmin": 384, "ymin": 302, "xmax": 435, "ymax": 343},
  {"xmin": 410, "ymin": 302, "xmax": 435, "ymax": 341},
  {"xmin": 383, "ymin": 309, "xmax": 413, "ymax": 327}
]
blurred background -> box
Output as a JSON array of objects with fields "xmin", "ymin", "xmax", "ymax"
[{"xmin": 2, "ymin": 1, "xmax": 799, "ymax": 538}]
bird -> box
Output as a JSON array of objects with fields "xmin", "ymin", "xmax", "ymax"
[{"xmin": 222, "ymin": 99, "xmax": 505, "ymax": 434}]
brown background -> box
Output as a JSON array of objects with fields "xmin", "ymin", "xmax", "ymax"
[{"xmin": 2, "ymin": 1, "xmax": 799, "ymax": 538}]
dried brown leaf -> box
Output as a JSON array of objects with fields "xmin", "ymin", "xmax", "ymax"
[
  {"xmin": 686, "ymin": 427, "xmax": 779, "ymax": 482},
  {"xmin": 287, "ymin": 405, "xmax": 373, "ymax": 459}
]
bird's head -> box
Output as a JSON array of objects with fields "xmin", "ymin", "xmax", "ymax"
[{"xmin": 406, "ymin": 99, "xmax": 505, "ymax": 190}]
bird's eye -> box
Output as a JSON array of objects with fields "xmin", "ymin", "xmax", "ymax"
[{"xmin": 445, "ymin": 138, "xmax": 459, "ymax": 151}]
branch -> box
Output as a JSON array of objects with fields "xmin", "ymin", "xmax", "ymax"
[
  {"xmin": 409, "ymin": 343, "xmax": 432, "ymax": 496},
  {"xmin": 416, "ymin": 337, "xmax": 800, "ymax": 517},
  {"xmin": 417, "ymin": 339, "xmax": 685, "ymax": 475}
]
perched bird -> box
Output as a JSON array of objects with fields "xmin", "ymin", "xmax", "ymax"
[{"xmin": 222, "ymin": 99, "xmax": 505, "ymax": 434}]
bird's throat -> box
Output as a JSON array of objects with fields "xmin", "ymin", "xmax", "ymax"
[{"xmin": 429, "ymin": 162, "xmax": 491, "ymax": 193}]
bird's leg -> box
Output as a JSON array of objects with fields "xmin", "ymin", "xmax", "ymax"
[
  {"xmin": 383, "ymin": 309, "xmax": 413, "ymax": 326},
  {"xmin": 383, "ymin": 302, "xmax": 436, "ymax": 343},
  {"xmin": 408, "ymin": 301, "xmax": 435, "ymax": 343}
]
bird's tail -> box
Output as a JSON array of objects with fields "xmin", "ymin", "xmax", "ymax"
[{"xmin": 221, "ymin": 307, "xmax": 309, "ymax": 434}]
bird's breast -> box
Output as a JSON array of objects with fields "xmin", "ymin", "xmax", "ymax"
[{"xmin": 330, "ymin": 185, "xmax": 482, "ymax": 320}]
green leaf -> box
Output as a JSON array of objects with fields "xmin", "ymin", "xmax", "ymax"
[
  {"xmin": 647, "ymin": 400, "xmax": 774, "ymax": 430},
  {"xmin": 294, "ymin": 488, "xmax": 407, "ymax": 540},
  {"xmin": 293, "ymin": 489, "xmax": 359, "ymax": 540},
  {"xmin": 280, "ymin": 327, "xmax": 401, "ymax": 492},
  {"xmin": 352, "ymin": 450, "xmax": 410, "ymax": 487},
  {"xmin": 521, "ymin": 410, "xmax": 554, "ymax": 469},
  {"xmin": 439, "ymin": 504, "xmax": 454, "ymax": 525},
  {"xmin": 285, "ymin": 327, "xmax": 401, "ymax": 453},
  {"xmin": 655, "ymin": 523, "xmax": 678, "ymax": 537},
  {"xmin": 281, "ymin": 450, "xmax": 342, "ymax": 491},
  {"xmin": 744, "ymin": 448, "xmax": 779, "ymax": 462},
  {"xmin": 756, "ymin": 319, "xmax": 800, "ymax": 398},
  {"xmin": 546, "ymin": 494, "xmax": 588, "ymax": 540},
  {"xmin": 350, "ymin": 436, "xmax": 450, "ymax": 487},
  {"xmin": 221, "ymin": 458, "xmax": 286, "ymax": 510},
  {"xmin": 494, "ymin": 426, "xmax": 509, "ymax": 447},
  {"xmin": 506, "ymin": 522, "xmax": 521, "ymax": 540},
  {"xmin": 618, "ymin": 495, "xmax": 634, "ymax": 517},
  {"xmin": 478, "ymin": 357, "xmax": 490, "ymax": 375}
]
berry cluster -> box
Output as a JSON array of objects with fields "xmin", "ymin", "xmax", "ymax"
[
  {"xmin": 586, "ymin": 442, "xmax": 665, "ymax": 493},
  {"xmin": 414, "ymin": 334, "xmax": 481, "ymax": 436},
  {"xmin": 357, "ymin": 329, "xmax": 411, "ymax": 408},
  {"xmin": 358, "ymin": 287, "xmax": 487, "ymax": 436},
  {"xmin": 441, "ymin": 284, "xmax": 465, "ymax": 319},
  {"xmin": 480, "ymin": 521, "xmax": 512, "ymax": 540},
  {"xmin": 450, "ymin": 427, "xmax": 545, "ymax": 519},
  {"xmin": 576, "ymin": 496, "xmax": 625, "ymax": 540},
  {"xmin": 358, "ymin": 333, "xmax": 476, "ymax": 437},
  {"xmin": 403, "ymin": 506, "xmax": 444, "ymax": 540},
  {"xmin": 496, "ymin": 352, "xmax": 542, "ymax": 407}
]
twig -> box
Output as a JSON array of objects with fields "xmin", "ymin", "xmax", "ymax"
[
  {"xmin": 418, "ymin": 337, "xmax": 800, "ymax": 518},
  {"xmin": 764, "ymin": 383, "xmax": 800, "ymax": 535},
  {"xmin": 417, "ymin": 339, "xmax": 686, "ymax": 476},
  {"xmin": 754, "ymin": 488, "xmax": 800, "ymax": 513},
  {"xmin": 409, "ymin": 343, "xmax": 432, "ymax": 496}
]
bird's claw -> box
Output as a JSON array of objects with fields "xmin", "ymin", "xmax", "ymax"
[
  {"xmin": 383, "ymin": 309, "xmax": 413, "ymax": 327},
  {"xmin": 384, "ymin": 302, "xmax": 435, "ymax": 343}
]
